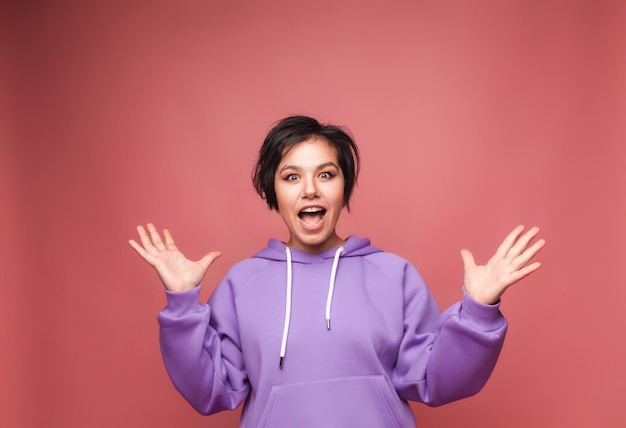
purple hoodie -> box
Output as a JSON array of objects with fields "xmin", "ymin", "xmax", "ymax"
[{"xmin": 158, "ymin": 236, "xmax": 507, "ymax": 427}]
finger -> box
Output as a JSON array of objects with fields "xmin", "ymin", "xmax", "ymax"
[
  {"xmin": 147, "ymin": 223, "xmax": 166, "ymax": 250},
  {"xmin": 494, "ymin": 225, "xmax": 525, "ymax": 259},
  {"xmin": 507, "ymin": 226, "xmax": 541, "ymax": 258},
  {"xmin": 163, "ymin": 229, "xmax": 178, "ymax": 251},
  {"xmin": 128, "ymin": 239, "xmax": 146, "ymax": 256},
  {"xmin": 460, "ymin": 249, "xmax": 476, "ymax": 269},
  {"xmin": 199, "ymin": 251, "xmax": 222, "ymax": 269},
  {"xmin": 128, "ymin": 239, "xmax": 156, "ymax": 265},
  {"xmin": 513, "ymin": 237, "xmax": 546, "ymax": 268},
  {"xmin": 137, "ymin": 225, "xmax": 156, "ymax": 252},
  {"xmin": 507, "ymin": 261, "xmax": 542, "ymax": 285}
]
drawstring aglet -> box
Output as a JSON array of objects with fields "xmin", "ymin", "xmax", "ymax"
[
  {"xmin": 279, "ymin": 356, "xmax": 284, "ymax": 368},
  {"xmin": 326, "ymin": 319, "xmax": 331, "ymax": 330}
]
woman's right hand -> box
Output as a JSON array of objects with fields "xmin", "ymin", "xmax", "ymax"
[{"xmin": 128, "ymin": 223, "xmax": 221, "ymax": 292}]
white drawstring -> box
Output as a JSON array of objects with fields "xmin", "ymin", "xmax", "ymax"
[
  {"xmin": 325, "ymin": 247, "xmax": 344, "ymax": 330},
  {"xmin": 279, "ymin": 247, "xmax": 293, "ymax": 368},
  {"xmin": 279, "ymin": 246, "xmax": 344, "ymax": 368}
]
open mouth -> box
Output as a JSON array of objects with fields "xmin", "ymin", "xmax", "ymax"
[{"xmin": 298, "ymin": 207, "xmax": 327, "ymax": 225}]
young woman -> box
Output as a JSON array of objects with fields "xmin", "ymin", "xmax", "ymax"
[{"xmin": 129, "ymin": 116, "xmax": 545, "ymax": 427}]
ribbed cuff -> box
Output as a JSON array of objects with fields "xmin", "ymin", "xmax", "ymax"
[
  {"xmin": 460, "ymin": 287, "xmax": 505, "ymax": 331},
  {"xmin": 163, "ymin": 286, "xmax": 203, "ymax": 317}
]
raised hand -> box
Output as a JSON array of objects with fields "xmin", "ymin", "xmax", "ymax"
[
  {"xmin": 128, "ymin": 223, "xmax": 221, "ymax": 292},
  {"xmin": 461, "ymin": 225, "xmax": 545, "ymax": 305}
]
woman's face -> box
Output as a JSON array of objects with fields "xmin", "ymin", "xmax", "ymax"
[{"xmin": 274, "ymin": 138, "xmax": 345, "ymax": 254}]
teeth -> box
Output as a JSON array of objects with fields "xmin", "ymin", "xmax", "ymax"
[{"xmin": 298, "ymin": 207, "xmax": 326, "ymax": 220}]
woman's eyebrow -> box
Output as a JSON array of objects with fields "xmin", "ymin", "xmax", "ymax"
[
  {"xmin": 317, "ymin": 162, "xmax": 340, "ymax": 170},
  {"xmin": 278, "ymin": 162, "xmax": 339, "ymax": 173}
]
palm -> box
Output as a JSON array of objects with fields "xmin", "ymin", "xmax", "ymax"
[
  {"xmin": 148, "ymin": 247, "xmax": 209, "ymax": 292},
  {"xmin": 462, "ymin": 226, "xmax": 545, "ymax": 305},
  {"xmin": 129, "ymin": 224, "xmax": 221, "ymax": 292}
]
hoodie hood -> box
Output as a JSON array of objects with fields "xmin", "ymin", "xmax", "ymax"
[
  {"xmin": 252, "ymin": 235, "xmax": 382, "ymax": 368},
  {"xmin": 252, "ymin": 235, "xmax": 382, "ymax": 263}
]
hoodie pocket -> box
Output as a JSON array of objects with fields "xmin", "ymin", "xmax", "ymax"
[{"xmin": 258, "ymin": 375, "xmax": 409, "ymax": 428}]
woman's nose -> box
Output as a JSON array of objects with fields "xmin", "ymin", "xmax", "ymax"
[{"xmin": 302, "ymin": 177, "xmax": 318, "ymax": 198}]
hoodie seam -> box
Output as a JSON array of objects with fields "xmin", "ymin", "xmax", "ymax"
[
  {"xmin": 228, "ymin": 258, "xmax": 274, "ymax": 299},
  {"xmin": 361, "ymin": 254, "xmax": 409, "ymax": 284}
]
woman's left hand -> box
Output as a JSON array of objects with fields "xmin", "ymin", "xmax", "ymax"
[{"xmin": 461, "ymin": 225, "xmax": 546, "ymax": 305}]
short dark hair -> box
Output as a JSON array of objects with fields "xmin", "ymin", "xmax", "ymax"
[{"xmin": 252, "ymin": 115, "xmax": 360, "ymax": 211}]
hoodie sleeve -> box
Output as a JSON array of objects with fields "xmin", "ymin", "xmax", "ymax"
[
  {"xmin": 158, "ymin": 284, "xmax": 250, "ymax": 415},
  {"xmin": 392, "ymin": 262, "xmax": 507, "ymax": 406}
]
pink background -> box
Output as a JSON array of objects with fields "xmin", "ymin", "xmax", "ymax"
[{"xmin": 2, "ymin": 1, "xmax": 625, "ymax": 427}]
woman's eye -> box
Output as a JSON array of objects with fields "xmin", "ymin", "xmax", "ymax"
[
  {"xmin": 319, "ymin": 172, "xmax": 334, "ymax": 179},
  {"xmin": 285, "ymin": 174, "xmax": 298, "ymax": 181}
]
